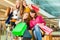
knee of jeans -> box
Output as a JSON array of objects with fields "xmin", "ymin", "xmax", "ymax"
[{"xmin": 34, "ymin": 25, "xmax": 39, "ymax": 30}]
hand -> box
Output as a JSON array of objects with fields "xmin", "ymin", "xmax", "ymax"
[
  {"xmin": 28, "ymin": 4, "xmax": 32, "ymax": 9},
  {"xmin": 15, "ymin": 21, "xmax": 19, "ymax": 24},
  {"xmin": 37, "ymin": 23, "xmax": 45, "ymax": 27},
  {"xmin": 36, "ymin": 23, "xmax": 41, "ymax": 25}
]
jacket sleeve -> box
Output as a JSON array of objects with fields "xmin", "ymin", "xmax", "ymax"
[
  {"xmin": 38, "ymin": 16, "xmax": 46, "ymax": 25},
  {"xmin": 29, "ymin": 21, "xmax": 34, "ymax": 29}
]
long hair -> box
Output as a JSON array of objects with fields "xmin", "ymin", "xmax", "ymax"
[
  {"xmin": 30, "ymin": 10, "xmax": 37, "ymax": 20},
  {"xmin": 20, "ymin": 0, "xmax": 24, "ymax": 17},
  {"xmin": 22, "ymin": 1, "xmax": 27, "ymax": 15},
  {"xmin": 22, "ymin": 12, "xmax": 31, "ymax": 24}
]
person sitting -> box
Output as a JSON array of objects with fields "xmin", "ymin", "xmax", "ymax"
[{"xmin": 29, "ymin": 10, "xmax": 46, "ymax": 40}]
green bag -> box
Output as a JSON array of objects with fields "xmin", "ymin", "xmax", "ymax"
[{"xmin": 12, "ymin": 22, "xmax": 27, "ymax": 36}]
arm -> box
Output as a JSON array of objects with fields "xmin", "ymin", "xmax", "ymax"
[
  {"xmin": 29, "ymin": 21, "xmax": 34, "ymax": 29},
  {"xmin": 28, "ymin": 4, "xmax": 32, "ymax": 9},
  {"xmin": 37, "ymin": 16, "xmax": 46, "ymax": 25}
]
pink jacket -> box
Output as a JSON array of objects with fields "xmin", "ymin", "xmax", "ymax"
[{"xmin": 29, "ymin": 15, "xmax": 46, "ymax": 29}]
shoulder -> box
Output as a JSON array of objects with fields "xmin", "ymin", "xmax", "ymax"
[
  {"xmin": 29, "ymin": 20, "xmax": 33, "ymax": 23},
  {"xmin": 37, "ymin": 15, "xmax": 43, "ymax": 18}
]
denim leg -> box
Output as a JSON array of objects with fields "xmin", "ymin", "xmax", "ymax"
[
  {"xmin": 33, "ymin": 25, "xmax": 42, "ymax": 40},
  {"xmin": 33, "ymin": 30, "xmax": 37, "ymax": 40}
]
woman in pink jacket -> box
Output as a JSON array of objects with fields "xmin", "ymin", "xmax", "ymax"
[{"xmin": 29, "ymin": 10, "xmax": 46, "ymax": 40}]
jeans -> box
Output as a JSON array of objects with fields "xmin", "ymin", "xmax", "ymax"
[{"xmin": 33, "ymin": 25, "xmax": 42, "ymax": 40}]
